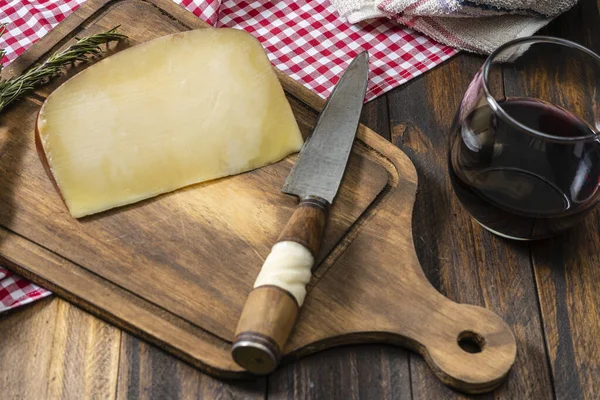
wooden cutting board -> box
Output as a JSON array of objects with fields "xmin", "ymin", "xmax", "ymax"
[{"xmin": 0, "ymin": 0, "xmax": 516, "ymax": 394}]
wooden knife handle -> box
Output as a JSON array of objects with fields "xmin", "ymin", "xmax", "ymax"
[{"xmin": 232, "ymin": 197, "xmax": 328, "ymax": 374}]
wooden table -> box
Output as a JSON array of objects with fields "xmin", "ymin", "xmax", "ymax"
[{"xmin": 1, "ymin": 0, "xmax": 599, "ymax": 398}]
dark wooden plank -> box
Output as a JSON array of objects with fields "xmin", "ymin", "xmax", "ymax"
[
  {"xmin": 0, "ymin": 298, "xmax": 121, "ymax": 399},
  {"xmin": 267, "ymin": 96, "xmax": 412, "ymax": 400},
  {"xmin": 46, "ymin": 299, "xmax": 121, "ymax": 399},
  {"xmin": 362, "ymin": 96, "xmax": 391, "ymax": 141},
  {"xmin": 528, "ymin": 1, "xmax": 600, "ymax": 398},
  {"xmin": 269, "ymin": 345, "xmax": 411, "ymax": 400},
  {"xmin": 116, "ymin": 333, "xmax": 265, "ymax": 400},
  {"xmin": 386, "ymin": 49, "xmax": 554, "ymax": 398},
  {"xmin": 0, "ymin": 299, "xmax": 58, "ymax": 399}
]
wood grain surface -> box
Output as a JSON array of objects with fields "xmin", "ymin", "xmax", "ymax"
[
  {"xmin": 233, "ymin": 286, "xmax": 300, "ymax": 374},
  {"xmin": 530, "ymin": 2, "xmax": 600, "ymax": 399},
  {"xmin": 0, "ymin": 298, "xmax": 120, "ymax": 399},
  {"xmin": 1, "ymin": 0, "xmax": 599, "ymax": 398},
  {"xmin": 277, "ymin": 199, "xmax": 329, "ymax": 257}
]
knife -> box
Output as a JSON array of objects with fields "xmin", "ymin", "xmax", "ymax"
[{"xmin": 231, "ymin": 51, "xmax": 370, "ymax": 374}]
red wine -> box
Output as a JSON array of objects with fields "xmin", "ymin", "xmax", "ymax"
[{"xmin": 450, "ymin": 97, "xmax": 600, "ymax": 240}]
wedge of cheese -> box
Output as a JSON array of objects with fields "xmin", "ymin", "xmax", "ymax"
[{"xmin": 36, "ymin": 28, "xmax": 303, "ymax": 218}]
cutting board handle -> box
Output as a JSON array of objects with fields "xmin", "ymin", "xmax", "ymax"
[
  {"xmin": 232, "ymin": 198, "xmax": 328, "ymax": 374},
  {"xmin": 410, "ymin": 301, "xmax": 517, "ymax": 393}
]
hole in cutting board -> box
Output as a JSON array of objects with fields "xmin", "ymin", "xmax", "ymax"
[{"xmin": 458, "ymin": 331, "xmax": 485, "ymax": 354}]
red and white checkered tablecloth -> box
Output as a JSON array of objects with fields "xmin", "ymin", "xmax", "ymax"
[
  {"xmin": 0, "ymin": 268, "xmax": 51, "ymax": 312},
  {"xmin": 0, "ymin": 0, "xmax": 457, "ymax": 313}
]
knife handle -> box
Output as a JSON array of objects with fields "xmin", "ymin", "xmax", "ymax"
[{"xmin": 232, "ymin": 197, "xmax": 328, "ymax": 374}]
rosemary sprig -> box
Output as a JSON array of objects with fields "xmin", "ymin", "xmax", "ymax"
[{"xmin": 0, "ymin": 26, "xmax": 127, "ymax": 113}]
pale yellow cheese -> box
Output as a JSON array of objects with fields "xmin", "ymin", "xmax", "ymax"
[{"xmin": 37, "ymin": 28, "xmax": 303, "ymax": 218}]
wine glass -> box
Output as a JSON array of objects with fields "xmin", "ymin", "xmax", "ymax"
[{"xmin": 449, "ymin": 37, "xmax": 600, "ymax": 240}]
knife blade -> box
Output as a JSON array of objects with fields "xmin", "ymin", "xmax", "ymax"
[
  {"xmin": 282, "ymin": 51, "xmax": 370, "ymax": 203},
  {"xmin": 232, "ymin": 52, "xmax": 370, "ymax": 375}
]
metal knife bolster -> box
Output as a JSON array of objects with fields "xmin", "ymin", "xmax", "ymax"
[{"xmin": 231, "ymin": 52, "xmax": 369, "ymax": 375}]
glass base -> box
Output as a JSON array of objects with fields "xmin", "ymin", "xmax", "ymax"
[{"xmin": 474, "ymin": 219, "xmax": 533, "ymax": 241}]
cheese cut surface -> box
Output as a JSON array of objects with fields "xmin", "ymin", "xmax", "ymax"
[{"xmin": 37, "ymin": 28, "xmax": 303, "ymax": 218}]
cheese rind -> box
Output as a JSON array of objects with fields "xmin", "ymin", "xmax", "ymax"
[{"xmin": 37, "ymin": 28, "xmax": 303, "ymax": 218}]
